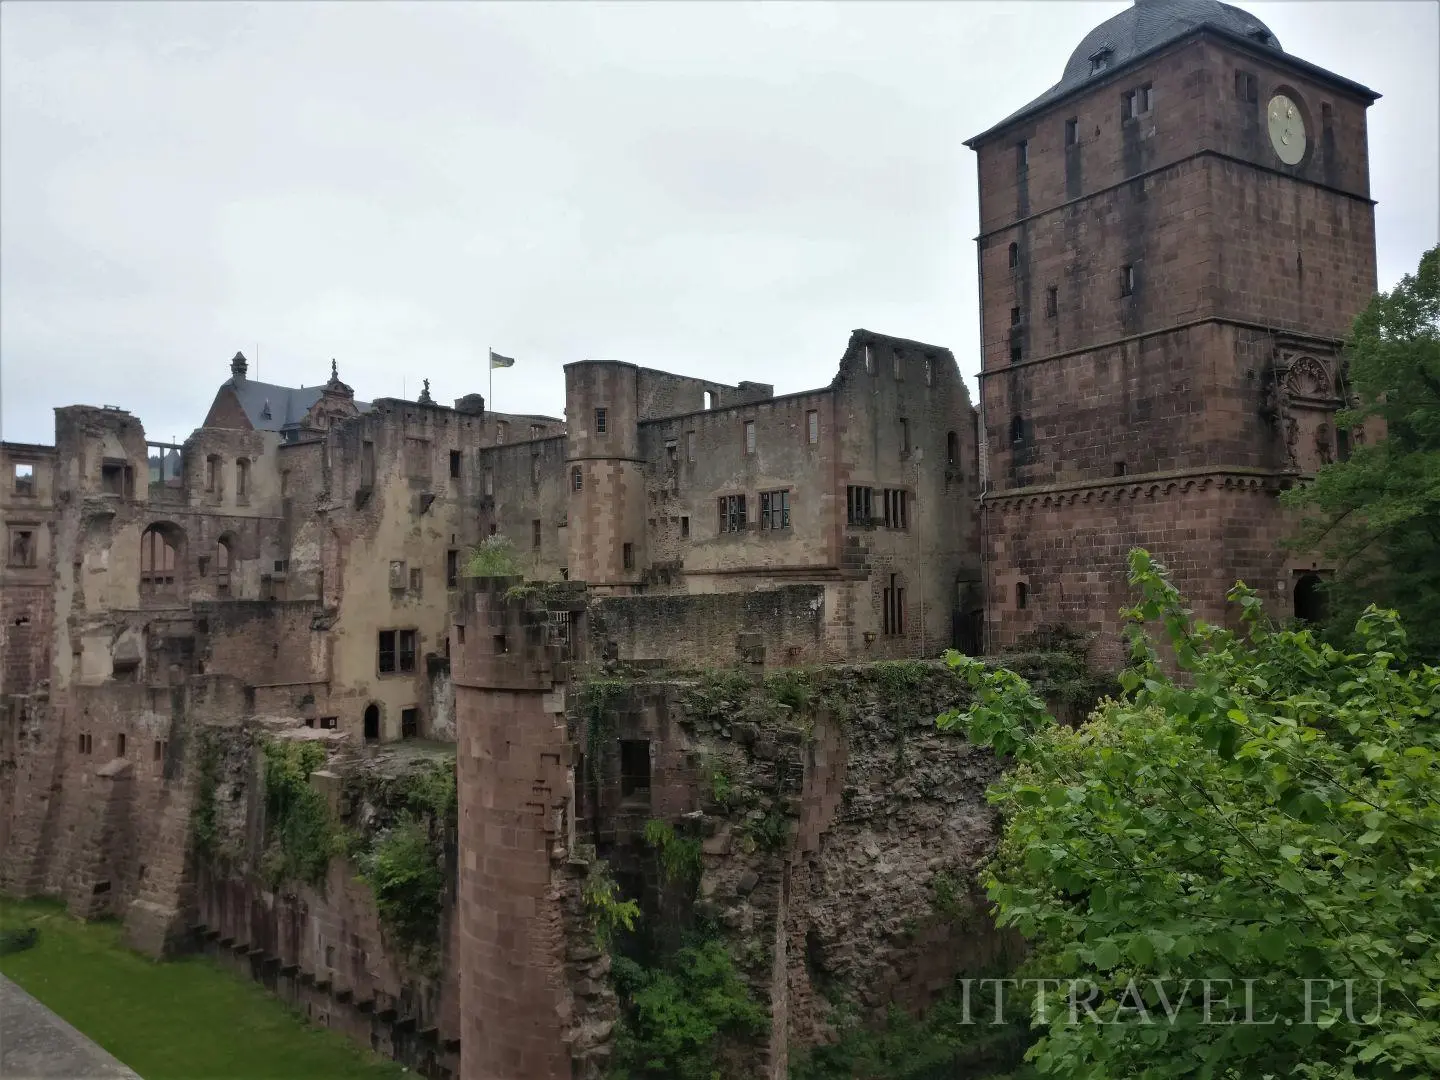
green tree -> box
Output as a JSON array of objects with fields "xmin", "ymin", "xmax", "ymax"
[
  {"xmin": 1283, "ymin": 245, "xmax": 1440, "ymax": 662},
  {"xmin": 937, "ymin": 549, "xmax": 1440, "ymax": 1079}
]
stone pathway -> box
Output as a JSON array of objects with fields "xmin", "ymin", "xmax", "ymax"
[{"xmin": 0, "ymin": 974, "xmax": 141, "ymax": 1079}]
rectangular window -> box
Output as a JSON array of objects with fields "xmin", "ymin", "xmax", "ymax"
[
  {"xmin": 530, "ymin": 423, "xmax": 544, "ymax": 439},
  {"xmin": 117, "ymin": 733, "xmax": 126, "ymax": 757},
  {"xmin": 686, "ymin": 431, "xmax": 696, "ymax": 463},
  {"xmin": 409, "ymin": 568, "xmax": 422, "ymax": 594},
  {"xmin": 205, "ymin": 456, "xmax": 218, "ymax": 492},
  {"xmin": 893, "ymin": 350, "xmax": 903, "ymax": 380},
  {"xmin": 8, "ymin": 528, "xmax": 35, "ymax": 568},
  {"xmin": 101, "ymin": 460, "xmax": 130, "ymax": 496},
  {"xmin": 484, "ymin": 469, "xmax": 494, "ymax": 497},
  {"xmin": 681, "ymin": 515, "xmax": 690, "ymax": 538},
  {"xmin": 532, "ymin": 519, "xmax": 542, "ymax": 550},
  {"xmin": 883, "ymin": 489, "xmax": 909, "ymax": 530},
  {"xmin": 450, "ymin": 450, "xmax": 461, "ymax": 478},
  {"xmin": 320, "ymin": 716, "xmax": 338, "ymax": 730},
  {"xmin": 378, "ymin": 630, "xmax": 396, "ymax": 674},
  {"xmin": 398, "ymin": 629, "xmax": 417, "ymax": 673},
  {"xmin": 360, "ymin": 441, "xmax": 375, "ymax": 488},
  {"xmin": 1010, "ymin": 305, "xmax": 1021, "ymax": 325},
  {"xmin": 1065, "ymin": 117, "xmax": 1078, "ymax": 146},
  {"xmin": 401, "ymin": 708, "xmax": 419, "ymax": 740},
  {"xmin": 496, "ymin": 421, "xmax": 507, "ymax": 444},
  {"xmin": 1123, "ymin": 84, "xmax": 1153, "ymax": 121},
  {"xmin": 1121, "ymin": 264, "xmax": 1135, "ymax": 297},
  {"xmin": 900, "ymin": 418, "xmax": 910, "ymax": 455},
  {"xmin": 13, "ymin": 463, "xmax": 34, "ymax": 495},
  {"xmin": 236, "ymin": 459, "xmax": 249, "ymax": 498},
  {"xmin": 924, "ymin": 358, "xmax": 933, "ymax": 386},
  {"xmin": 864, "ymin": 344, "xmax": 874, "ymax": 374},
  {"xmin": 1046, "ymin": 286, "xmax": 1058, "ymax": 317},
  {"xmin": 718, "ymin": 494, "xmax": 747, "ymax": 534},
  {"xmin": 1016, "ymin": 139, "xmax": 1028, "ymax": 170},
  {"xmin": 744, "ymin": 421, "xmax": 756, "ymax": 455},
  {"xmin": 1235, "ymin": 70, "xmax": 1258, "ymax": 104},
  {"xmin": 846, "ymin": 485, "xmax": 873, "ymax": 526},
  {"xmin": 807, "ymin": 410, "xmax": 819, "ymax": 444},
  {"xmin": 446, "ymin": 549, "xmax": 459, "ymax": 587},
  {"xmin": 760, "ymin": 490, "xmax": 791, "ymax": 531},
  {"xmin": 595, "ymin": 407, "xmax": 608, "ymax": 434},
  {"xmin": 620, "ymin": 739, "xmax": 651, "ymax": 798},
  {"xmin": 1010, "ymin": 326, "xmax": 1023, "ymax": 363},
  {"xmin": 623, "ymin": 542, "xmax": 634, "ymax": 569},
  {"xmin": 882, "ymin": 574, "xmax": 905, "ymax": 637}
]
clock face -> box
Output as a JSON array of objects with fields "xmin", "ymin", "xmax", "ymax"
[{"xmin": 1267, "ymin": 93, "xmax": 1307, "ymax": 165}]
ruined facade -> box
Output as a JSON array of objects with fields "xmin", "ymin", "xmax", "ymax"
[{"xmin": 968, "ymin": 0, "xmax": 1380, "ymax": 660}]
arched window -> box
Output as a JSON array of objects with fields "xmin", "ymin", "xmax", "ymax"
[
  {"xmin": 1016, "ymin": 581, "xmax": 1030, "ymax": 610},
  {"xmin": 946, "ymin": 431, "xmax": 959, "ymax": 466},
  {"xmin": 1008, "ymin": 242, "xmax": 1019, "ymax": 269},
  {"xmin": 1294, "ymin": 573, "xmax": 1326, "ymax": 624},
  {"xmin": 1010, "ymin": 415, "xmax": 1024, "ymax": 444},
  {"xmin": 140, "ymin": 524, "xmax": 180, "ymax": 596},
  {"xmin": 703, "ymin": 390, "xmax": 714, "ymax": 410},
  {"xmin": 363, "ymin": 703, "xmax": 381, "ymax": 743},
  {"xmin": 572, "ymin": 466, "xmax": 583, "ymax": 492},
  {"xmin": 216, "ymin": 536, "xmax": 233, "ymax": 597}
]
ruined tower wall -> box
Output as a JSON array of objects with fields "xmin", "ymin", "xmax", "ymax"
[{"xmin": 565, "ymin": 362, "xmax": 646, "ymax": 590}]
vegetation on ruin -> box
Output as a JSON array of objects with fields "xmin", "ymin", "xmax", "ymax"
[
  {"xmin": 1284, "ymin": 244, "xmax": 1440, "ymax": 664},
  {"xmin": 643, "ymin": 819, "xmax": 703, "ymax": 885},
  {"xmin": 579, "ymin": 677, "xmax": 630, "ymax": 783},
  {"xmin": 936, "ymin": 548, "xmax": 1440, "ymax": 1078},
  {"xmin": 344, "ymin": 758, "xmax": 455, "ymax": 964},
  {"xmin": 260, "ymin": 739, "xmax": 339, "ymax": 888},
  {"xmin": 583, "ymin": 854, "xmax": 642, "ymax": 949},
  {"xmin": 464, "ymin": 533, "xmax": 523, "ymax": 577},
  {"xmin": 190, "ymin": 727, "xmax": 223, "ymax": 858},
  {"xmin": 0, "ymin": 897, "xmax": 406, "ymax": 1080},
  {"xmin": 739, "ymin": 806, "xmax": 790, "ymax": 853},
  {"xmin": 789, "ymin": 989, "xmax": 1035, "ymax": 1080},
  {"xmin": 609, "ymin": 937, "xmax": 768, "ymax": 1080}
]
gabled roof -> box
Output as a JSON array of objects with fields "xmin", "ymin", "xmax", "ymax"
[
  {"xmin": 965, "ymin": 0, "xmax": 1378, "ymax": 148},
  {"xmin": 221, "ymin": 377, "xmax": 372, "ymax": 432}
]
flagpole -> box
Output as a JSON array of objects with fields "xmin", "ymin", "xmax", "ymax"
[{"xmin": 488, "ymin": 345, "xmax": 492, "ymax": 413}]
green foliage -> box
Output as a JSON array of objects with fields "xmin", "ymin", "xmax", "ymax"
[
  {"xmin": 259, "ymin": 739, "xmax": 339, "ymax": 889},
  {"xmin": 584, "ymin": 858, "xmax": 641, "ymax": 949},
  {"xmin": 580, "ymin": 678, "xmax": 630, "ymax": 784},
  {"xmin": 0, "ymin": 897, "xmax": 407, "ymax": 1080},
  {"xmin": 1283, "ymin": 244, "xmax": 1440, "ymax": 663},
  {"xmin": 465, "ymin": 534, "xmax": 523, "ymax": 578},
  {"xmin": 354, "ymin": 815, "xmax": 444, "ymax": 962},
  {"xmin": 789, "ymin": 990, "xmax": 1035, "ymax": 1080},
  {"xmin": 191, "ymin": 729, "xmax": 222, "ymax": 858},
  {"xmin": 643, "ymin": 820, "xmax": 703, "ymax": 885},
  {"xmin": 937, "ymin": 548, "xmax": 1440, "ymax": 1079},
  {"xmin": 681, "ymin": 670, "xmax": 754, "ymax": 724},
  {"xmin": 765, "ymin": 668, "xmax": 814, "ymax": 711},
  {"xmin": 402, "ymin": 758, "xmax": 457, "ymax": 821},
  {"xmin": 708, "ymin": 766, "xmax": 733, "ymax": 808},
  {"xmin": 931, "ymin": 870, "xmax": 967, "ymax": 921},
  {"xmin": 610, "ymin": 939, "xmax": 768, "ymax": 1080},
  {"xmin": 741, "ymin": 808, "xmax": 789, "ymax": 853}
]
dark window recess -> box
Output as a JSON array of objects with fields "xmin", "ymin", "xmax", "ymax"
[
  {"xmin": 1016, "ymin": 139, "xmax": 1028, "ymax": 170},
  {"xmin": 533, "ymin": 519, "xmax": 542, "ymax": 550},
  {"xmin": 1007, "ymin": 242, "xmax": 1018, "ymax": 269},
  {"xmin": 378, "ymin": 630, "xmax": 417, "ymax": 674},
  {"xmin": 449, "ymin": 450, "xmax": 461, "ymax": 479},
  {"xmin": 401, "ymin": 708, "xmax": 419, "ymax": 740},
  {"xmin": 882, "ymin": 574, "xmax": 905, "ymax": 636},
  {"xmin": 595, "ymin": 407, "xmax": 607, "ymax": 434},
  {"xmin": 1089, "ymin": 47, "xmax": 1112, "ymax": 75},
  {"xmin": 320, "ymin": 716, "xmax": 338, "ymax": 730},
  {"xmin": 1010, "ymin": 306, "xmax": 1021, "ymax": 325},
  {"xmin": 1046, "ymin": 286, "xmax": 1058, "ymax": 317},
  {"xmin": 900, "ymin": 418, "xmax": 910, "ymax": 454},
  {"xmin": 1336, "ymin": 427, "xmax": 1352, "ymax": 462},
  {"xmin": 1122, "ymin": 84, "xmax": 1152, "ymax": 121},
  {"xmin": 623, "ymin": 542, "xmax": 634, "ymax": 569},
  {"xmin": 378, "ymin": 631, "xmax": 396, "ymax": 674},
  {"xmin": 493, "ymin": 634, "xmax": 508, "ymax": 655},
  {"xmin": 1121, "ymin": 264, "xmax": 1135, "ymax": 297},
  {"xmin": 946, "ymin": 431, "xmax": 959, "ymax": 466},
  {"xmin": 1017, "ymin": 582, "xmax": 1030, "ymax": 610},
  {"xmin": 1236, "ymin": 70, "xmax": 1258, "ymax": 104},
  {"xmin": 846, "ymin": 485, "xmax": 873, "ymax": 526},
  {"xmin": 1010, "ymin": 326, "xmax": 1023, "ymax": 363},
  {"xmin": 619, "ymin": 740, "xmax": 651, "ymax": 798},
  {"xmin": 572, "ymin": 466, "xmax": 583, "ymax": 492},
  {"xmin": 680, "ymin": 516, "xmax": 690, "ymax": 539},
  {"xmin": 399, "ymin": 630, "xmax": 416, "ymax": 672},
  {"xmin": 117, "ymin": 733, "xmax": 126, "ymax": 756},
  {"xmin": 1010, "ymin": 415, "xmax": 1025, "ymax": 444},
  {"xmin": 882, "ymin": 489, "xmax": 908, "ymax": 530},
  {"xmin": 1114, "ymin": 461, "xmax": 1127, "ymax": 477},
  {"xmin": 446, "ymin": 549, "xmax": 459, "ymax": 588},
  {"xmin": 718, "ymin": 494, "xmax": 747, "ymax": 534},
  {"xmin": 1065, "ymin": 117, "xmax": 1078, "ymax": 146},
  {"xmin": 363, "ymin": 705, "xmax": 380, "ymax": 742},
  {"xmin": 760, "ymin": 490, "xmax": 790, "ymax": 531}
]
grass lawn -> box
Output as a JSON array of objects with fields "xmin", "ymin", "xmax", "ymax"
[{"xmin": 1, "ymin": 896, "xmax": 409, "ymax": 1080}]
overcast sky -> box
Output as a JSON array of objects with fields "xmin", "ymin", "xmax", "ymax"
[{"xmin": 2, "ymin": 1, "xmax": 1436, "ymax": 447}]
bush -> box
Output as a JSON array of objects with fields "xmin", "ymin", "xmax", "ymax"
[
  {"xmin": 465, "ymin": 534, "xmax": 522, "ymax": 577},
  {"xmin": 259, "ymin": 739, "xmax": 338, "ymax": 888},
  {"xmin": 355, "ymin": 815, "xmax": 445, "ymax": 959}
]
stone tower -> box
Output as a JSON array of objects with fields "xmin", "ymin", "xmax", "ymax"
[
  {"xmin": 564, "ymin": 361, "xmax": 646, "ymax": 592},
  {"xmin": 967, "ymin": 0, "xmax": 1379, "ymax": 659}
]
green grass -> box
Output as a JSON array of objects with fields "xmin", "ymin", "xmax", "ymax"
[{"xmin": 0, "ymin": 896, "xmax": 409, "ymax": 1080}]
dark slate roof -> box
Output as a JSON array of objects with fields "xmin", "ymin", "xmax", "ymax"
[
  {"xmin": 966, "ymin": 0, "xmax": 1375, "ymax": 147},
  {"xmin": 224, "ymin": 377, "xmax": 371, "ymax": 432}
]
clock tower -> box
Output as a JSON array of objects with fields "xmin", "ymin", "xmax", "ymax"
[{"xmin": 965, "ymin": 0, "xmax": 1380, "ymax": 661}]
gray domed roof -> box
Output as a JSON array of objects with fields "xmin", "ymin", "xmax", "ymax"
[{"xmin": 966, "ymin": 0, "xmax": 1371, "ymax": 146}]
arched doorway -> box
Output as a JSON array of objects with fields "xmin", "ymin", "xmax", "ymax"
[
  {"xmin": 363, "ymin": 703, "xmax": 381, "ymax": 744},
  {"xmin": 1294, "ymin": 573, "xmax": 1327, "ymax": 624}
]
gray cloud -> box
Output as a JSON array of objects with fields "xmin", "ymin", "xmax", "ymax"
[{"xmin": 3, "ymin": 1, "xmax": 1436, "ymax": 445}]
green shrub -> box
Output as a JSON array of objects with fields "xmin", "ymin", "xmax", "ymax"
[
  {"xmin": 465, "ymin": 534, "xmax": 522, "ymax": 577},
  {"xmin": 191, "ymin": 730, "xmax": 222, "ymax": 857},
  {"xmin": 611, "ymin": 939, "xmax": 767, "ymax": 1080},
  {"xmin": 643, "ymin": 820, "xmax": 703, "ymax": 885},
  {"xmin": 355, "ymin": 815, "xmax": 444, "ymax": 960},
  {"xmin": 259, "ymin": 739, "xmax": 338, "ymax": 888},
  {"xmin": 584, "ymin": 859, "xmax": 641, "ymax": 949}
]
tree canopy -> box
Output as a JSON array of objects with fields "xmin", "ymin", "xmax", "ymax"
[
  {"xmin": 938, "ymin": 549, "xmax": 1440, "ymax": 1079},
  {"xmin": 1284, "ymin": 245, "xmax": 1440, "ymax": 662}
]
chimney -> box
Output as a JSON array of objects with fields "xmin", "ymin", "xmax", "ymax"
[{"xmin": 231, "ymin": 351, "xmax": 249, "ymax": 379}]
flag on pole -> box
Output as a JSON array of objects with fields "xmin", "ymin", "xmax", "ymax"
[{"xmin": 489, "ymin": 350, "xmax": 515, "ymax": 369}]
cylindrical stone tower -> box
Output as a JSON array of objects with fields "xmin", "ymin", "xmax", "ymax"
[{"xmin": 564, "ymin": 361, "xmax": 645, "ymax": 591}]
